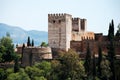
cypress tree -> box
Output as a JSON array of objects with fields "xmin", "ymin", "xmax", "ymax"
[
  {"xmin": 108, "ymin": 20, "xmax": 114, "ymax": 41},
  {"xmin": 22, "ymin": 43, "xmax": 25, "ymax": 48},
  {"xmin": 93, "ymin": 54, "xmax": 96, "ymax": 80},
  {"xmin": 27, "ymin": 36, "xmax": 31, "ymax": 47},
  {"xmin": 108, "ymin": 40, "xmax": 116, "ymax": 80},
  {"xmin": 111, "ymin": 20, "xmax": 114, "ymax": 36},
  {"xmin": 84, "ymin": 43, "xmax": 91, "ymax": 76},
  {"xmin": 98, "ymin": 45, "xmax": 102, "ymax": 77},
  {"xmin": 14, "ymin": 57, "xmax": 19, "ymax": 73},
  {"xmin": 32, "ymin": 39, "xmax": 34, "ymax": 47},
  {"xmin": 107, "ymin": 20, "xmax": 116, "ymax": 80},
  {"xmin": 108, "ymin": 23, "xmax": 112, "ymax": 40}
]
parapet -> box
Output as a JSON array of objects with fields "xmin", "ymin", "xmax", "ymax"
[
  {"xmin": 81, "ymin": 18, "xmax": 87, "ymax": 21},
  {"xmin": 72, "ymin": 18, "xmax": 87, "ymax": 24},
  {"xmin": 48, "ymin": 13, "xmax": 72, "ymax": 19},
  {"xmin": 24, "ymin": 47, "xmax": 52, "ymax": 54},
  {"xmin": 48, "ymin": 13, "xmax": 72, "ymax": 23},
  {"xmin": 72, "ymin": 18, "xmax": 80, "ymax": 21}
]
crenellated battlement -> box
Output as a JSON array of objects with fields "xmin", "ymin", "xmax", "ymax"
[
  {"xmin": 81, "ymin": 18, "xmax": 87, "ymax": 22},
  {"xmin": 72, "ymin": 18, "xmax": 87, "ymax": 24},
  {"xmin": 48, "ymin": 13, "xmax": 72, "ymax": 23},
  {"xmin": 48, "ymin": 13, "xmax": 65, "ymax": 18},
  {"xmin": 72, "ymin": 17, "xmax": 81, "ymax": 31},
  {"xmin": 72, "ymin": 18, "xmax": 80, "ymax": 21},
  {"xmin": 72, "ymin": 18, "xmax": 80, "ymax": 25},
  {"xmin": 48, "ymin": 13, "xmax": 71, "ymax": 19}
]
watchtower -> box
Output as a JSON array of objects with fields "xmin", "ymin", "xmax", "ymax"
[
  {"xmin": 81, "ymin": 19, "xmax": 87, "ymax": 31},
  {"xmin": 72, "ymin": 18, "xmax": 81, "ymax": 32},
  {"xmin": 72, "ymin": 18, "xmax": 87, "ymax": 32},
  {"xmin": 48, "ymin": 13, "xmax": 72, "ymax": 51}
]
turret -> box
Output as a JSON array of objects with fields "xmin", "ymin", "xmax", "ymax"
[{"xmin": 72, "ymin": 18, "xmax": 81, "ymax": 32}]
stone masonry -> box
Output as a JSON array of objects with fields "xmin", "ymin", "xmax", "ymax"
[
  {"xmin": 21, "ymin": 47, "xmax": 52, "ymax": 67},
  {"xmin": 48, "ymin": 13, "xmax": 94, "ymax": 51},
  {"xmin": 48, "ymin": 13, "xmax": 72, "ymax": 51}
]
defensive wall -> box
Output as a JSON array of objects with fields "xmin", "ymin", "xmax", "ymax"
[{"xmin": 21, "ymin": 47, "xmax": 52, "ymax": 67}]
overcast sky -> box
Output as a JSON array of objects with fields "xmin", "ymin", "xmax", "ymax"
[{"xmin": 0, "ymin": 0, "xmax": 120, "ymax": 34}]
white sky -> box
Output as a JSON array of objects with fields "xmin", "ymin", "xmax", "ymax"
[{"xmin": 0, "ymin": 0, "xmax": 120, "ymax": 34}]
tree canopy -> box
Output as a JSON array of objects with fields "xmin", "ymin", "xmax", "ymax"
[
  {"xmin": 0, "ymin": 34, "xmax": 16, "ymax": 62},
  {"xmin": 40, "ymin": 42, "xmax": 47, "ymax": 47}
]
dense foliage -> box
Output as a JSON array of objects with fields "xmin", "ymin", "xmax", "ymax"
[
  {"xmin": 0, "ymin": 49, "xmax": 120, "ymax": 80},
  {"xmin": 0, "ymin": 33, "xmax": 16, "ymax": 62},
  {"xmin": 40, "ymin": 42, "xmax": 48, "ymax": 47}
]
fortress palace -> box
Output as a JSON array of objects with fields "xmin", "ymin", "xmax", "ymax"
[
  {"xmin": 15, "ymin": 13, "xmax": 120, "ymax": 66},
  {"xmin": 48, "ymin": 13, "xmax": 120, "ymax": 57}
]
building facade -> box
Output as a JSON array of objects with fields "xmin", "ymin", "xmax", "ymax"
[
  {"xmin": 48, "ymin": 14, "xmax": 72, "ymax": 51},
  {"xmin": 48, "ymin": 13, "xmax": 94, "ymax": 51}
]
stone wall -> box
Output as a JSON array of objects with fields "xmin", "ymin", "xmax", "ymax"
[
  {"xmin": 72, "ymin": 31, "xmax": 95, "ymax": 41},
  {"xmin": 48, "ymin": 13, "xmax": 72, "ymax": 51},
  {"xmin": 21, "ymin": 47, "xmax": 52, "ymax": 67},
  {"xmin": 70, "ymin": 36, "xmax": 120, "ymax": 58}
]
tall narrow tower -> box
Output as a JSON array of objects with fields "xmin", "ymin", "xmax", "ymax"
[
  {"xmin": 81, "ymin": 19, "xmax": 87, "ymax": 31},
  {"xmin": 48, "ymin": 13, "xmax": 72, "ymax": 51},
  {"xmin": 72, "ymin": 18, "xmax": 81, "ymax": 32}
]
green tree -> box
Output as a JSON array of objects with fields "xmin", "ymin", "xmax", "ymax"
[
  {"xmin": 58, "ymin": 49, "xmax": 85, "ymax": 80},
  {"xmin": 98, "ymin": 45, "xmax": 102, "ymax": 77},
  {"xmin": 50, "ymin": 60, "xmax": 62, "ymax": 80},
  {"xmin": 108, "ymin": 20, "xmax": 114, "ymax": 40},
  {"xmin": 34, "ymin": 76, "xmax": 47, "ymax": 80},
  {"xmin": 14, "ymin": 56, "xmax": 20, "ymax": 73},
  {"xmin": 34, "ymin": 61, "xmax": 51, "ymax": 79},
  {"xmin": 0, "ymin": 45, "xmax": 5, "ymax": 62},
  {"xmin": 32, "ymin": 39, "xmax": 34, "ymax": 47},
  {"xmin": 101, "ymin": 57, "xmax": 112, "ymax": 80},
  {"xmin": 41, "ymin": 42, "xmax": 47, "ymax": 47},
  {"xmin": 115, "ymin": 60, "xmax": 120, "ymax": 80},
  {"xmin": 108, "ymin": 40, "xmax": 116, "ymax": 80},
  {"xmin": 6, "ymin": 68, "xmax": 14, "ymax": 77},
  {"xmin": 27, "ymin": 36, "xmax": 31, "ymax": 47},
  {"xmin": 84, "ymin": 43, "xmax": 92, "ymax": 77},
  {"xmin": 7, "ymin": 68, "xmax": 30, "ymax": 80},
  {"xmin": 93, "ymin": 54, "xmax": 96, "ymax": 80},
  {"xmin": 0, "ymin": 68, "xmax": 6, "ymax": 80},
  {"xmin": 0, "ymin": 34, "xmax": 16, "ymax": 62},
  {"xmin": 107, "ymin": 20, "xmax": 116, "ymax": 80},
  {"xmin": 25, "ymin": 66, "xmax": 44, "ymax": 80}
]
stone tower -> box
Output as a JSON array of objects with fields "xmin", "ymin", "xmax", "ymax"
[
  {"xmin": 81, "ymin": 19, "xmax": 87, "ymax": 31},
  {"xmin": 72, "ymin": 18, "xmax": 87, "ymax": 32},
  {"xmin": 48, "ymin": 13, "xmax": 72, "ymax": 51},
  {"xmin": 72, "ymin": 18, "xmax": 81, "ymax": 32}
]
